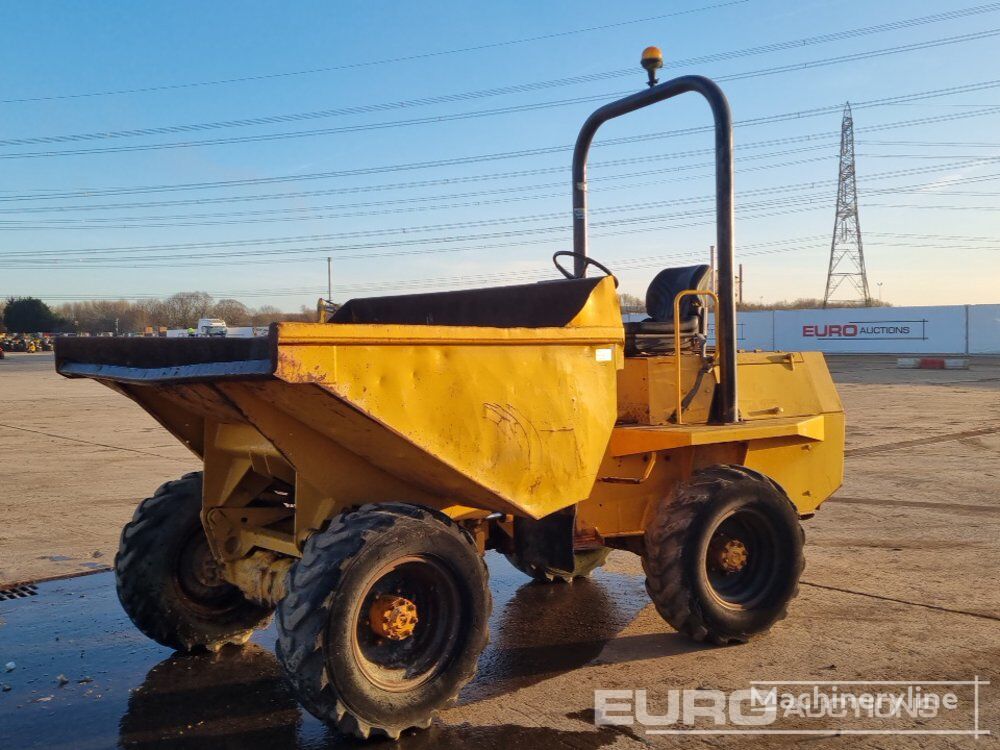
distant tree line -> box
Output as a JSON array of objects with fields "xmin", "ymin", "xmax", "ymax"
[
  {"xmin": 618, "ymin": 292, "xmax": 645, "ymax": 314},
  {"xmin": 736, "ymin": 297, "xmax": 891, "ymax": 311},
  {"xmin": 1, "ymin": 291, "xmax": 891, "ymax": 334},
  {"xmin": 1, "ymin": 293, "xmax": 316, "ymax": 334},
  {"xmin": 617, "ymin": 292, "xmax": 889, "ymax": 316}
]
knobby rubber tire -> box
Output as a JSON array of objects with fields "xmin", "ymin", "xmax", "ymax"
[
  {"xmin": 642, "ymin": 465, "xmax": 805, "ymax": 645},
  {"xmin": 275, "ymin": 503, "xmax": 491, "ymax": 740},
  {"xmin": 115, "ymin": 472, "xmax": 273, "ymax": 652}
]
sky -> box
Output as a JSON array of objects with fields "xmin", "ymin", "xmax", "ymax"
[{"xmin": 1, "ymin": 0, "xmax": 999, "ymax": 310}]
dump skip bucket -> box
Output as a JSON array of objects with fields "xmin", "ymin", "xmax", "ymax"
[{"xmin": 56, "ymin": 277, "xmax": 625, "ymax": 519}]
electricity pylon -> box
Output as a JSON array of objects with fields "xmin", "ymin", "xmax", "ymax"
[{"xmin": 823, "ymin": 102, "xmax": 871, "ymax": 307}]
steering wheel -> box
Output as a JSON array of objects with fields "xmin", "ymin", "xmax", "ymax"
[{"xmin": 552, "ymin": 251, "xmax": 619, "ymax": 287}]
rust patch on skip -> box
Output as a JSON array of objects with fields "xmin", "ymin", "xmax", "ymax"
[{"xmin": 276, "ymin": 350, "xmax": 329, "ymax": 384}]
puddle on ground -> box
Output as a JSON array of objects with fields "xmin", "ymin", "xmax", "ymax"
[{"xmin": 0, "ymin": 552, "xmax": 653, "ymax": 749}]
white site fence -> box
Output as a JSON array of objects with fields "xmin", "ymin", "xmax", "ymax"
[{"xmin": 697, "ymin": 304, "xmax": 1000, "ymax": 354}]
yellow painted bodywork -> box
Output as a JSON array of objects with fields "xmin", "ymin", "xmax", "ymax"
[
  {"xmin": 266, "ymin": 276, "xmax": 625, "ymax": 521},
  {"xmin": 577, "ymin": 350, "xmax": 844, "ymax": 541},
  {"xmin": 81, "ymin": 275, "xmax": 844, "ymax": 558}
]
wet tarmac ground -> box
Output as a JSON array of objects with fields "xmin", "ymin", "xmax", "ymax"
[{"xmin": 0, "ymin": 553, "xmax": 653, "ymax": 749}]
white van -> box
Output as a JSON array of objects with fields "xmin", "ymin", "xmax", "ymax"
[{"xmin": 196, "ymin": 318, "xmax": 228, "ymax": 337}]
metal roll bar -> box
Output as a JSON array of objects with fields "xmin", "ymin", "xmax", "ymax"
[{"xmin": 570, "ymin": 74, "xmax": 738, "ymax": 424}]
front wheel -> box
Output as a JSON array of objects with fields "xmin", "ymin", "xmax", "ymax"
[
  {"xmin": 275, "ymin": 503, "xmax": 491, "ymax": 740},
  {"xmin": 115, "ymin": 472, "xmax": 274, "ymax": 652},
  {"xmin": 642, "ymin": 465, "xmax": 804, "ymax": 645}
]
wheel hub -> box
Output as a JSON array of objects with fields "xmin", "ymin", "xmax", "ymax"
[
  {"xmin": 177, "ymin": 532, "xmax": 236, "ymax": 606},
  {"xmin": 368, "ymin": 594, "xmax": 419, "ymax": 641},
  {"xmin": 710, "ymin": 535, "xmax": 749, "ymax": 573},
  {"xmin": 191, "ymin": 543, "xmax": 226, "ymax": 588}
]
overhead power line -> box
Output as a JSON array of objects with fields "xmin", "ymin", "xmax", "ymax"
[
  {"xmin": 3, "ymin": 172, "xmax": 999, "ymax": 268},
  {"xmin": 12, "ymin": 238, "xmax": 830, "ymax": 299},
  {"xmin": 6, "ymin": 140, "xmax": 1000, "ymax": 227},
  {"xmin": 4, "ymin": 3, "xmax": 999, "ymax": 146},
  {"xmin": 3, "ymin": 28, "xmax": 999, "ymax": 160},
  {"xmin": 0, "ymin": 144, "xmax": 841, "ymax": 226},
  {"xmin": 2, "ymin": 153, "xmax": 996, "ymax": 239},
  {"xmin": 3, "ymin": 152, "xmax": 996, "ymax": 232},
  {"xmin": 4, "ymin": 86, "xmax": 1000, "ymax": 208},
  {"xmin": 0, "ymin": 1, "xmax": 748, "ymax": 104},
  {"xmin": 16, "ymin": 232, "xmax": 999, "ymax": 300}
]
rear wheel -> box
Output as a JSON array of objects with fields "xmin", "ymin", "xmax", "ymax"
[
  {"xmin": 115, "ymin": 472, "xmax": 273, "ymax": 652},
  {"xmin": 642, "ymin": 465, "xmax": 804, "ymax": 644},
  {"xmin": 504, "ymin": 547, "xmax": 610, "ymax": 583},
  {"xmin": 275, "ymin": 503, "xmax": 491, "ymax": 740}
]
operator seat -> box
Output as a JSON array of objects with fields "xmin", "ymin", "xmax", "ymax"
[{"xmin": 624, "ymin": 264, "xmax": 711, "ymax": 355}]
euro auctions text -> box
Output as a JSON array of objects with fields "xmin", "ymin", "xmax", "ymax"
[{"xmin": 594, "ymin": 679, "xmax": 990, "ymax": 737}]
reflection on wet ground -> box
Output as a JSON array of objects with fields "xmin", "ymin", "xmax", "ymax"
[{"xmin": 0, "ymin": 553, "xmax": 653, "ymax": 749}]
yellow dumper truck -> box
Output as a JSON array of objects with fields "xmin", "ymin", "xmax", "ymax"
[{"xmin": 55, "ymin": 53, "xmax": 844, "ymax": 740}]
